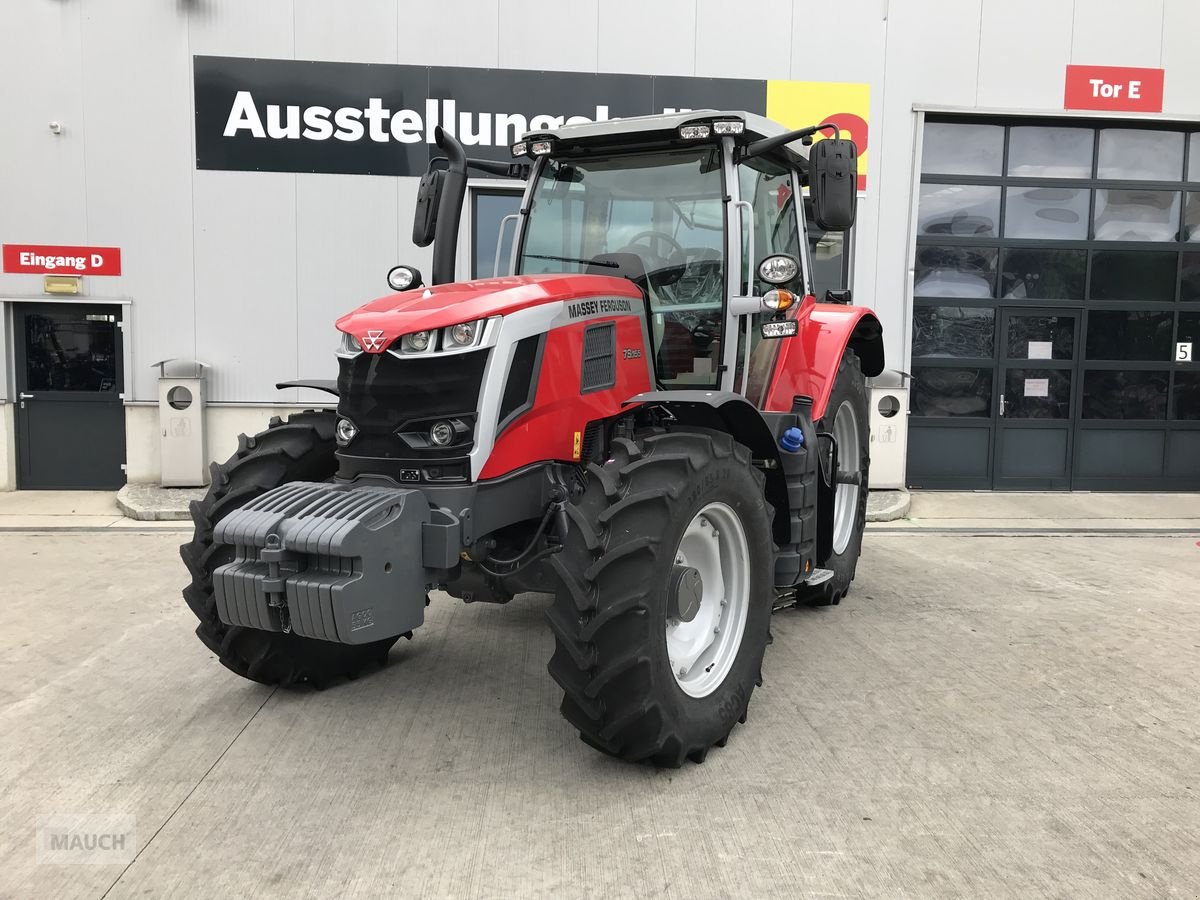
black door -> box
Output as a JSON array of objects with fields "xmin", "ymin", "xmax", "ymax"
[
  {"xmin": 993, "ymin": 307, "xmax": 1079, "ymax": 489},
  {"xmin": 14, "ymin": 303, "xmax": 127, "ymax": 489}
]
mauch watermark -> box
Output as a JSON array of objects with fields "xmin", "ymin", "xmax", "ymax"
[{"xmin": 36, "ymin": 814, "xmax": 136, "ymax": 865}]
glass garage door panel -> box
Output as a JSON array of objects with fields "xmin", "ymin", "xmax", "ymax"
[{"xmin": 912, "ymin": 118, "xmax": 1200, "ymax": 491}]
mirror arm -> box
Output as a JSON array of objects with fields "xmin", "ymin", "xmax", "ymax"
[
  {"xmin": 465, "ymin": 157, "xmax": 530, "ymax": 179},
  {"xmin": 741, "ymin": 122, "xmax": 840, "ymax": 162}
]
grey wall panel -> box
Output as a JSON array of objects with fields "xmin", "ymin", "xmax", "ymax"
[
  {"xmin": 977, "ymin": 0, "xmax": 1074, "ymax": 109},
  {"xmin": 186, "ymin": 0, "xmax": 295, "ymax": 59},
  {"xmin": 499, "ymin": 0, "xmax": 598, "ymax": 72},
  {"xmin": 787, "ymin": 0, "xmax": 886, "ymax": 339},
  {"xmin": 1161, "ymin": 0, "xmax": 1200, "ymax": 115},
  {"xmin": 791, "ymin": 0, "xmax": 885, "ymax": 83},
  {"xmin": 0, "ymin": 0, "xmax": 88, "ymax": 303},
  {"xmin": 81, "ymin": 0, "xmax": 197, "ymax": 400},
  {"xmin": 396, "ymin": 0, "xmax": 500, "ymax": 67},
  {"xmin": 295, "ymin": 173, "xmax": 402, "ymax": 403},
  {"xmin": 695, "ymin": 0, "xmax": 792, "ymax": 79},
  {"xmin": 192, "ymin": 171, "xmax": 298, "ymax": 403},
  {"xmin": 1071, "ymin": 0, "xmax": 1164, "ymax": 67},
  {"xmin": 295, "ymin": 0, "xmax": 399, "ymax": 64},
  {"xmin": 599, "ymin": 0, "xmax": 696, "ymax": 77},
  {"xmin": 870, "ymin": 0, "xmax": 985, "ymax": 373}
]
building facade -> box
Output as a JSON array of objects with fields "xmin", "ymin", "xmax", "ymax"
[{"xmin": 1, "ymin": 0, "xmax": 1197, "ymax": 491}]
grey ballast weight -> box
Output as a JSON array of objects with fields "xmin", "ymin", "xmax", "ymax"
[{"xmin": 212, "ymin": 481, "xmax": 433, "ymax": 644}]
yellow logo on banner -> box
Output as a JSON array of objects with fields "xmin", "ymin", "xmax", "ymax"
[{"xmin": 765, "ymin": 81, "xmax": 870, "ymax": 191}]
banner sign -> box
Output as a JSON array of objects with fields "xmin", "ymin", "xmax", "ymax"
[
  {"xmin": 194, "ymin": 56, "xmax": 869, "ymax": 189},
  {"xmin": 2, "ymin": 244, "xmax": 122, "ymax": 276},
  {"xmin": 1064, "ymin": 65, "xmax": 1164, "ymax": 113}
]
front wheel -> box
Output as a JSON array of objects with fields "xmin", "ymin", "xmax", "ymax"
[{"xmin": 545, "ymin": 428, "xmax": 775, "ymax": 766}]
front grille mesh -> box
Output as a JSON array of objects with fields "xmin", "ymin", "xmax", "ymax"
[{"xmin": 336, "ymin": 350, "xmax": 487, "ymax": 457}]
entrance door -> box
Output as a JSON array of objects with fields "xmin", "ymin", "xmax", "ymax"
[
  {"xmin": 993, "ymin": 307, "xmax": 1079, "ymax": 488},
  {"xmin": 14, "ymin": 303, "xmax": 126, "ymax": 489}
]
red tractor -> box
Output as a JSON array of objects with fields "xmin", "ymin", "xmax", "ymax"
[{"xmin": 181, "ymin": 111, "xmax": 883, "ymax": 766}]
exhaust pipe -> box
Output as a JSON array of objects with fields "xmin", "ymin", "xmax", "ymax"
[{"xmin": 431, "ymin": 126, "xmax": 466, "ymax": 285}]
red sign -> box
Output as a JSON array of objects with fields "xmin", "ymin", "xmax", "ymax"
[
  {"xmin": 1064, "ymin": 65, "xmax": 1164, "ymax": 113},
  {"xmin": 2, "ymin": 244, "xmax": 122, "ymax": 276}
]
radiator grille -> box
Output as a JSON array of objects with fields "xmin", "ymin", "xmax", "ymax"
[
  {"xmin": 336, "ymin": 350, "xmax": 487, "ymax": 457},
  {"xmin": 580, "ymin": 322, "xmax": 616, "ymax": 393}
]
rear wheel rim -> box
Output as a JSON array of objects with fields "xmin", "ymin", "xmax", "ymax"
[
  {"xmin": 831, "ymin": 399, "xmax": 861, "ymax": 556},
  {"xmin": 666, "ymin": 502, "xmax": 751, "ymax": 698}
]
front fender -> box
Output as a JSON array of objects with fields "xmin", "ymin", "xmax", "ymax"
[
  {"xmin": 623, "ymin": 390, "xmax": 793, "ymax": 544},
  {"xmin": 763, "ymin": 305, "xmax": 884, "ymax": 419}
]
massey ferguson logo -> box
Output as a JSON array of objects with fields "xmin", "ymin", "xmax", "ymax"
[{"xmin": 362, "ymin": 330, "xmax": 386, "ymax": 352}]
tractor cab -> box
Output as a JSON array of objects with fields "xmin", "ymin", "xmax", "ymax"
[{"xmin": 508, "ymin": 111, "xmax": 859, "ymax": 403}]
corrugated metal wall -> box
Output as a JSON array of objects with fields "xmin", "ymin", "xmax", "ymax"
[{"xmin": 2, "ymin": 0, "xmax": 1199, "ymax": 403}]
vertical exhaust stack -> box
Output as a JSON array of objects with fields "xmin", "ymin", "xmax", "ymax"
[{"xmin": 432, "ymin": 126, "xmax": 467, "ymax": 285}]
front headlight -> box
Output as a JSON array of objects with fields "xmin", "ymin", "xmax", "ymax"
[
  {"xmin": 400, "ymin": 330, "xmax": 432, "ymax": 353},
  {"xmin": 445, "ymin": 320, "xmax": 482, "ymax": 348},
  {"xmin": 338, "ymin": 331, "xmax": 363, "ymax": 355}
]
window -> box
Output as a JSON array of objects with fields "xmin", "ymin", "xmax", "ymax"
[
  {"xmin": 1096, "ymin": 129, "xmax": 1184, "ymax": 181},
  {"xmin": 1008, "ymin": 126, "xmax": 1093, "ymax": 178},
  {"xmin": 738, "ymin": 157, "xmax": 800, "ymax": 295},
  {"xmin": 517, "ymin": 147, "xmax": 727, "ymax": 389},
  {"xmin": 922, "ymin": 123, "xmax": 1003, "ymax": 176},
  {"xmin": 471, "ymin": 189, "xmax": 522, "ymax": 278}
]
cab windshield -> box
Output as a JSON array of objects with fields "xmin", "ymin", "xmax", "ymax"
[{"xmin": 516, "ymin": 147, "xmax": 727, "ymax": 387}]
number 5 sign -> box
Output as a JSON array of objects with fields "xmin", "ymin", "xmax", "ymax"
[{"xmin": 1178, "ymin": 342, "xmax": 1194, "ymax": 362}]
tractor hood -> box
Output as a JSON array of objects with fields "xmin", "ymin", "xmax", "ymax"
[{"xmin": 336, "ymin": 273, "xmax": 641, "ymax": 350}]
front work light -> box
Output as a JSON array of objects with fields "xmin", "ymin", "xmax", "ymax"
[
  {"xmin": 679, "ymin": 124, "xmax": 711, "ymax": 140},
  {"xmin": 386, "ymin": 265, "xmax": 422, "ymax": 292},
  {"xmin": 511, "ymin": 140, "xmax": 528, "ymax": 157},
  {"xmin": 712, "ymin": 119, "xmax": 745, "ymax": 135},
  {"xmin": 530, "ymin": 139, "xmax": 554, "ymax": 155},
  {"xmin": 758, "ymin": 254, "xmax": 800, "ymax": 285}
]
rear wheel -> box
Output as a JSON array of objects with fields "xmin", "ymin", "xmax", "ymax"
[
  {"xmin": 546, "ymin": 428, "xmax": 774, "ymax": 766},
  {"xmin": 797, "ymin": 349, "xmax": 870, "ymax": 607},
  {"xmin": 180, "ymin": 411, "xmax": 398, "ymax": 687}
]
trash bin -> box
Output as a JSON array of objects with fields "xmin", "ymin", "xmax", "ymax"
[
  {"xmin": 154, "ymin": 358, "xmax": 208, "ymax": 487},
  {"xmin": 868, "ymin": 377, "xmax": 910, "ymax": 490}
]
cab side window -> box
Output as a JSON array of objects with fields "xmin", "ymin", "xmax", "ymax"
[{"xmin": 738, "ymin": 157, "xmax": 801, "ymax": 296}]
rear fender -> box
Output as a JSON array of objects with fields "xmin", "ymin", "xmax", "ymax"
[{"xmin": 763, "ymin": 305, "xmax": 884, "ymax": 419}]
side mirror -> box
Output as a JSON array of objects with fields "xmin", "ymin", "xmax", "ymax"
[
  {"xmin": 412, "ymin": 167, "xmax": 444, "ymax": 247},
  {"xmin": 809, "ymin": 138, "xmax": 858, "ymax": 231},
  {"xmin": 824, "ymin": 288, "xmax": 852, "ymax": 305}
]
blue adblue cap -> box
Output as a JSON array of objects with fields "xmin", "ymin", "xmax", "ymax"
[{"xmin": 779, "ymin": 427, "xmax": 805, "ymax": 453}]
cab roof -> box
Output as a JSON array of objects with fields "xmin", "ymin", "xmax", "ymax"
[{"xmin": 523, "ymin": 109, "xmax": 812, "ymax": 165}]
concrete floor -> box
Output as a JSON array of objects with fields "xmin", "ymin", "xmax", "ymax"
[{"xmin": 1, "ymin": 529, "xmax": 1198, "ymax": 898}]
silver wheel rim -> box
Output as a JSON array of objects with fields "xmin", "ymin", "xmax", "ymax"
[
  {"xmin": 666, "ymin": 502, "xmax": 751, "ymax": 698},
  {"xmin": 831, "ymin": 399, "xmax": 861, "ymax": 556}
]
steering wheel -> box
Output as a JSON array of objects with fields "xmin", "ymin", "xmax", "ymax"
[{"xmin": 618, "ymin": 230, "xmax": 687, "ymax": 286}]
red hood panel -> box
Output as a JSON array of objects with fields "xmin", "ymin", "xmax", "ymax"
[{"xmin": 335, "ymin": 273, "xmax": 641, "ymax": 351}]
